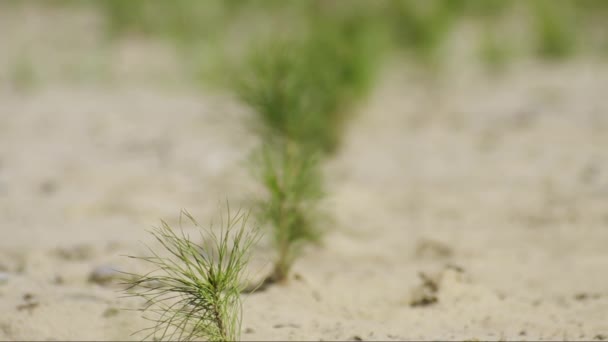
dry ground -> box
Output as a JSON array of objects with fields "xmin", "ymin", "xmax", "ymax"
[{"xmin": 1, "ymin": 4, "xmax": 608, "ymax": 341}]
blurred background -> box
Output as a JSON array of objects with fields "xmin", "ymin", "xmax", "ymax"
[
  {"xmin": 2, "ymin": 0, "xmax": 608, "ymax": 90},
  {"xmin": 1, "ymin": 1, "xmax": 608, "ymax": 340}
]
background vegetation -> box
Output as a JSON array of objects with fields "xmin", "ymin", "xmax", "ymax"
[{"xmin": 89, "ymin": 0, "xmax": 608, "ymax": 68}]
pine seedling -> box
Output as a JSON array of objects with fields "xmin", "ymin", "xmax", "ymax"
[
  {"xmin": 232, "ymin": 38, "xmax": 331, "ymax": 285},
  {"xmin": 123, "ymin": 208, "xmax": 260, "ymax": 342},
  {"xmin": 253, "ymin": 143, "xmax": 324, "ymax": 284},
  {"xmin": 231, "ymin": 9, "xmax": 384, "ymax": 286},
  {"xmin": 233, "ymin": 37, "xmax": 344, "ymax": 154},
  {"xmin": 302, "ymin": 11, "xmax": 386, "ymax": 152},
  {"xmin": 233, "ymin": 10, "xmax": 383, "ymax": 155},
  {"xmin": 233, "ymin": 40, "xmax": 312, "ymax": 148}
]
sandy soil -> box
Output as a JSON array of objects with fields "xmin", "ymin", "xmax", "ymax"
[{"xmin": 1, "ymin": 4, "xmax": 608, "ymax": 342}]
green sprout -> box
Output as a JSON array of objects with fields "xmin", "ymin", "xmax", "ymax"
[
  {"xmin": 233, "ymin": 37, "xmax": 343, "ymax": 154},
  {"xmin": 233, "ymin": 11, "xmax": 382, "ymax": 155},
  {"xmin": 231, "ymin": 9, "xmax": 383, "ymax": 286},
  {"xmin": 123, "ymin": 208, "xmax": 260, "ymax": 342},
  {"xmin": 252, "ymin": 144, "xmax": 323, "ymax": 284}
]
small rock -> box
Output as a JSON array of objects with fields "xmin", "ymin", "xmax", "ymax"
[
  {"xmin": 88, "ymin": 266, "xmax": 121, "ymax": 285},
  {"xmin": 409, "ymin": 272, "xmax": 439, "ymax": 307},
  {"xmin": 17, "ymin": 301, "xmax": 39, "ymax": 312},
  {"xmin": 244, "ymin": 327, "xmax": 255, "ymax": 334},
  {"xmin": 103, "ymin": 307, "xmax": 120, "ymax": 318},
  {"xmin": 414, "ymin": 238, "xmax": 453, "ymax": 259},
  {"xmin": 0, "ymin": 272, "xmax": 9, "ymax": 285},
  {"xmin": 273, "ymin": 323, "xmax": 300, "ymax": 329},
  {"xmin": 52, "ymin": 275, "xmax": 64, "ymax": 285},
  {"xmin": 54, "ymin": 244, "xmax": 94, "ymax": 261},
  {"xmin": 595, "ymin": 334, "xmax": 606, "ymax": 341},
  {"xmin": 65, "ymin": 293, "xmax": 106, "ymax": 302},
  {"xmin": 351, "ymin": 335, "xmax": 363, "ymax": 341},
  {"xmin": 409, "ymin": 290, "xmax": 437, "ymax": 307},
  {"xmin": 39, "ymin": 180, "xmax": 57, "ymax": 195},
  {"xmin": 445, "ymin": 263, "xmax": 465, "ymax": 273}
]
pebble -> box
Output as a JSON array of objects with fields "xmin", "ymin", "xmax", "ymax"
[
  {"xmin": 273, "ymin": 323, "xmax": 300, "ymax": 329},
  {"xmin": 88, "ymin": 266, "xmax": 121, "ymax": 285},
  {"xmin": 54, "ymin": 244, "xmax": 94, "ymax": 261},
  {"xmin": 102, "ymin": 307, "xmax": 120, "ymax": 318}
]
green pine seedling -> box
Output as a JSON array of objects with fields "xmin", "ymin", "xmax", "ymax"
[
  {"xmin": 252, "ymin": 143, "xmax": 324, "ymax": 284},
  {"xmin": 233, "ymin": 40, "xmax": 311, "ymax": 147},
  {"xmin": 123, "ymin": 207, "xmax": 260, "ymax": 342},
  {"xmin": 232, "ymin": 9, "xmax": 383, "ymax": 286},
  {"xmin": 233, "ymin": 10, "xmax": 383, "ymax": 155}
]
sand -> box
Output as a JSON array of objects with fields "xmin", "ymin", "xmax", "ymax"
[{"xmin": 1, "ymin": 4, "xmax": 608, "ymax": 341}]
